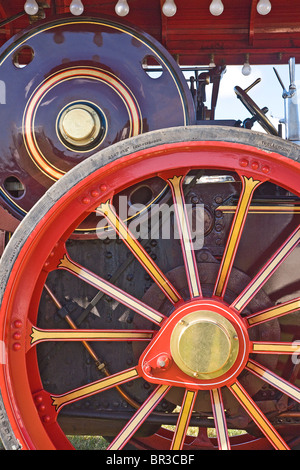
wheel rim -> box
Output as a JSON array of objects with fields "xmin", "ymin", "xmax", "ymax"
[{"xmin": 1, "ymin": 126, "xmax": 300, "ymax": 450}]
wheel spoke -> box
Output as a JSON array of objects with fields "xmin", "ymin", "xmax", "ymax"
[
  {"xmin": 167, "ymin": 175, "xmax": 201, "ymax": 298},
  {"xmin": 57, "ymin": 252, "xmax": 165, "ymax": 325},
  {"xmin": 246, "ymin": 359, "xmax": 300, "ymax": 403},
  {"xmin": 97, "ymin": 200, "xmax": 181, "ymax": 304},
  {"xmin": 171, "ymin": 389, "xmax": 197, "ymax": 450},
  {"xmin": 210, "ymin": 388, "xmax": 231, "ymax": 450},
  {"xmin": 216, "ymin": 201, "xmax": 300, "ymax": 215},
  {"xmin": 107, "ymin": 384, "xmax": 170, "ymax": 450},
  {"xmin": 214, "ymin": 175, "xmax": 261, "ymax": 298},
  {"xmin": 251, "ymin": 341, "xmax": 300, "ymax": 355},
  {"xmin": 231, "ymin": 224, "xmax": 300, "ymax": 312},
  {"xmin": 51, "ymin": 367, "xmax": 139, "ymax": 412},
  {"xmin": 30, "ymin": 326, "xmax": 154, "ymax": 346},
  {"xmin": 246, "ymin": 297, "xmax": 300, "ymax": 327},
  {"xmin": 229, "ymin": 380, "xmax": 290, "ymax": 450}
]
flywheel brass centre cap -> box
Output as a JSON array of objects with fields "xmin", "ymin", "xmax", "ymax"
[
  {"xmin": 170, "ymin": 310, "xmax": 240, "ymax": 380},
  {"xmin": 58, "ymin": 103, "xmax": 102, "ymax": 148}
]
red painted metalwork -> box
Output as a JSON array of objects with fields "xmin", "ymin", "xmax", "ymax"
[
  {"xmin": 139, "ymin": 299, "xmax": 250, "ymax": 390},
  {"xmin": 0, "ymin": 1, "xmax": 299, "ymax": 66}
]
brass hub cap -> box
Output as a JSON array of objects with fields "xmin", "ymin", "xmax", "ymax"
[
  {"xmin": 170, "ymin": 310, "xmax": 239, "ymax": 379},
  {"xmin": 58, "ymin": 103, "xmax": 103, "ymax": 149},
  {"xmin": 140, "ymin": 299, "xmax": 250, "ymax": 389}
]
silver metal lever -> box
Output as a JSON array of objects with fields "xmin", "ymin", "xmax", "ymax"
[
  {"xmin": 289, "ymin": 57, "xmax": 296, "ymax": 88},
  {"xmin": 274, "ymin": 58, "xmax": 300, "ymax": 142},
  {"xmin": 273, "ymin": 67, "xmax": 288, "ymax": 97}
]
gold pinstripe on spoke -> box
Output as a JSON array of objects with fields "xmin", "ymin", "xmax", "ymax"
[
  {"xmin": 97, "ymin": 201, "xmax": 181, "ymax": 303},
  {"xmin": 214, "ymin": 176, "xmax": 261, "ymax": 297},
  {"xmin": 217, "ymin": 205, "xmax": 300, "ymax": 215},
  {"xmin": 210, "ymin": 388, "xmax": 230, "ymax": 450},
  {"xmin": 232, "ymin": 225, "xmax": 300, "ymax": 312},
  {"xmin": 229, "ymin": 381, "xmax": 289, "ymax": 450},
  {"xmin": 58, "ymin": 253, "xmax": 165, "ymax": 325},
  {"xmin": 51, "ymin": 368, "xmax": 139, "ymax": 412},
  {"xmin": 168, "ymin": 175, "xmax": 201, "ymax": 298},
  {"xmin": 247, "ymin": 298, "xmax": 300, "ymax": 326},
  {"xmin": 246, "ymin": 360, "xmax": 300, "ymax": 403},
  {"xmin": 171, "ymin": 390, "xmax": 197, "ymax": 450},
  {"xmin": 251, "ymin": 341, "xmax": 300, "ymax": 354},
  {"xmin": 30, "ymin": 326, "xmax": 153, "ymax": 345},
  {"xmin": 108, "ymin": 384, "xmax": 170, "ymax": 450}
]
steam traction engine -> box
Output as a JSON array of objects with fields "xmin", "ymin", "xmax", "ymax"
[{"xmin": 0, "ymin": 0, "xmax": 300, "ymax": 450}]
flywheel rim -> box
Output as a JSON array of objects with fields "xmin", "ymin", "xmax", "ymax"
[{"xmin": 1, "ymin": 126, "xmax": 300, "ymax": 450}]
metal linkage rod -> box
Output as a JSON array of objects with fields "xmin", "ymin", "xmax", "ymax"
[{"xmin": 44, "ymin": 284, "xmax": 139, "ymax": 409}]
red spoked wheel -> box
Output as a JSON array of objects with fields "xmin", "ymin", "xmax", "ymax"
[{"xmin": 1, "ymin": 126, "xmax": 300, "ymax": 450}]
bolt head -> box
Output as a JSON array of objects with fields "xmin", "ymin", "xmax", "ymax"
[{"xmin": 156, "ymin": 354, "xmax": 171, "ymax": 370}]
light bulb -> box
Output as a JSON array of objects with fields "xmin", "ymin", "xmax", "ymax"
[
  {"xmin": 209, "ymin": 54, "xmax": 216, "ymax": 67},
  {"xmin": 24, "ymin": 0, "xmax": 39, "ymax": 15},
  {"xmin": 257, "ymin": 0, "xmax": 271, "ymax": 15},
  {"xmin": 115, "ymin": 0, "xmax": 130, "ymax": 17},
  {"xmin": 70, "ymin": 0, "xmax": 84, "ymax": 16},
  {"xmin": 242, "ymin": 62, "xmax": 252, "ymax": 76},
  {"xmin": 209, "ymin": 0, "xmax": 224, "ymax": 16},
  {"xmin": 162, "ymin": 0, "xmax": 177, "ymax": 17}
]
